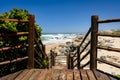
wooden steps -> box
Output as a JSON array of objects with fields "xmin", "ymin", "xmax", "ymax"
[
  {"xmin": 52, "ymin": 55, "xmax": 67, "ymax": 69},
  {"xmin": 0, "ymin": 69, "xmax": 118, "ymax": 80}
]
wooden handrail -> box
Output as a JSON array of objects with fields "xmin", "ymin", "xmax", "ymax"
[
  {"xmin": 79, "ymin": 27, "xmax": 91, "ymax": 48},
  {"xmin": 69, "ymin": 15, "xmax": 120, "ymax": 73},
  {"xmin": 97, "ymin": 58, "xmax": 120, "ymax": 68},
  {"xmin": 81, "ymin": 61, "xmax": 90, "ymax": 68},
  {"xmin": 34, "ymin": 28, "xmax": 40, "ymax": 38},
  {"xmin": 73, "ymin": 27, "xmax": 91, "ymax": 57},
  {"xmin": 34, "ymin": 38, "xmax": 46, "ymax": 58},
  {"xmin": 34, "ymin": 58, "xmax": 41, "ymax": 66},
  {"xmin": 34, "ymin": 48, "xmax": 42, "ymax": 60},
  {"xmin": 0, "ymin": 32, "xmax": 28, "ymax": 37},
  {"xmin": 0, "ymin": 56, "xmax": 28, "ymax": 66},
  {"xmin": 79, "ymin": 40, "xmax": 90, "ymax": 55},
  {"xmin": 0, "ymin": 45, "xmax": 28, "ymax": 51},
  {"xmin": 79, "ymin": 50, "xmax": 90, "ymax": 62},
  {"xmin": 73, "ymin": 57, "xmax": 77, "ymax": 63},
  {"xmin": 73, "ymin": 50, "xmax": 90, "ymax": 68},
  {"xmin": 97, "ymin": 45, "xmax": 120, "ymax": 52},
  {"xmin": 98, "ymin": 18, "xmax": 120, "ymax": 23},
  {"xmin": 69, "ymin": 27, "xmax": 91, "ymax": 69}
]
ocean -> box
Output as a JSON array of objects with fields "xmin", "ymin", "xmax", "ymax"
[{"xmin": 41, "ymin": 33, "xmax": 82, "ymax": 44}]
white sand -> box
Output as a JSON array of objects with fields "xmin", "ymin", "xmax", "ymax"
[{"xmin": 44, "ymin": 36, "xmax": 120, "ymax": 75}]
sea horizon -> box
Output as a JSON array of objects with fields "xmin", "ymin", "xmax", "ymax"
[{"xmin": 41, "ymin": 33, "xmax": 83, "ymax": 44}]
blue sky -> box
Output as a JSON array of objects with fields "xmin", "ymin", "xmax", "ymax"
[{"xmin": 0, "ymin": 0, "xmax": 120, "ymax": 33}]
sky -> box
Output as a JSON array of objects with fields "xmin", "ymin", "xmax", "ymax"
[{"xmin": 0, "ymin": 0, "xmax": 120, "ymax": 33}]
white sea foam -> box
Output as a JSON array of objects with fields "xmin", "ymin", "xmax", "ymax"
[{"xmin": 41, "ymin": 33, "xmax": 79, "ymax": 44}]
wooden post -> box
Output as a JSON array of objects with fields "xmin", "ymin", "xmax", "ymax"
[
  {"xmin": 43, "ymin": 45, "xmax": 46, "ymax": 59},
  {"xmin": 49, "ymin": 51, "xmax": 52, "ymax": 68},
  {"xmin": 27, "ymin": 15, "xmax": 35, "ymax": 69},
  {"xmin": 43, "ymin": 45, "xmax": 46, "ymax": 55},
  {"xmin": 70, "ymin": 55, "xmax": 73, "ymax": 69},
  {"xmin": 77, "ymin": 46, "xmax": 80, "ymax": 69},
  {"xmin": 90, "ymin": 15, "xmax": 98, "ymax": 70},
  {"xmin": 52, "ymin": 53, "xmax": 55, "ymax": 66},
  {"xmin": 66, "ymin": 54, "xmax": 69, "ymax": 69},
  {"xmin": 67, "ymin": 53, "xmax": 71, "ymax": 69}
]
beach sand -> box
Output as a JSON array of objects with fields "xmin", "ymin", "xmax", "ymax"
[{"xmin": 44, "ymin": 36, "xmax": 120, "ymax": 75}]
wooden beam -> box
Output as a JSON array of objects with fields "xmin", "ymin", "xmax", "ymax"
[
  {"xmin": 0, "ymin": 56, "xmax": 28, "ymax": 66},
  {"xmin": 97, "ymin": 58, "xmax": 120, "ymax": 68},
  {"xmin": 98, "ymin": 18, "xmax": 120, "ymax": 23},
  {"xmin": 97, "ymin": 45, "xmax": 120, "ymax": 52},
  {"xmin": 0, "ymin": 32, "xmax": 28, "ymax": 37},
  {"xmin": 0, "ymin": 45, "xmax": 27, "ymax": 51},
  {"xmin": 77, "ymin": 47, "xmax": 80, "ymax": 69}
]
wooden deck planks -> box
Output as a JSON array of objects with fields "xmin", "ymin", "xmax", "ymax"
[
  {"xmin": 93, "ymin": 70, "xmax": 105, "ymax": 80},
  {"xmin": 86, "ymin": 70, "xmax": 96, "ymax": 80},
  {"xmin": 15, "ymin": 69, "xmax": 30, "ymax": 80},
  {"xmin": 59, "ymin": 69, "xmax": 67, "ymax": 80},
  {"xmin": 45, "ymin": 69, "xmax": 53, "ymax": 80},
  {"xmin": 29, "ymin": 69, "xmax": 42, "ymax": 80},
  {"xmin": 96, "ymin": 70, "xmax": 110, "ymax": 80},
  {"xmin": 74, "ymin": 69, "xmax": 81, "ymax": 80},
  {"xmin": 52, "ymin": 69, "xmax": 61, "ymax": 80},
  {"xmin": 80, "ymin": 69, "xmax": 89, "ymax": 80},
  {"xmin": 35, "ymin": 69, "xmax": 48, "ymax": 80},
  {"xmin": 0, "ymin": 69, "xmax": 118, "ymax": 80},
  {"xmin": 66, "ymin": 70, "xmax": 73, "ymax": 80},
  {"xmin": 0, "ymin": 70, "xmax": 23, "ymax": 80}
]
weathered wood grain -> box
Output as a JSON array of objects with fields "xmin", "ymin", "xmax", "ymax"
[
  {"xmin": 45, "ymin": 69, "xmax": 53, "ymax": 80},
  {"xmin": 74, "ymin": 69, "xmax": 81, "ymax": 80},
  {"xmin": 80, "ymin": 69, "xmax": 89, "ymax": 80},
  {"xmin": 29, "ymin": 69, "xmax": 42, "ymax": 80},
  {"xmin": 59, "ymin": 69, "xmax": 67, "ymax": 80},
  {"xmin": 0, "ymin": 69, "xmax": 118, "ymax": 80},
  {"xmin": 0, "ymin": 70, "xmax": 23, "ymax": 80},
  {"xmin": 15, "ymin": 69, "xmax": 30, "ymax": 80},
  {"xmin": 36, "ymin": 69, "xmax": 48, "ymax": 80},
  {"xmin": 67, "ymin": 69, "xmax": 73, "ymax": 80}
]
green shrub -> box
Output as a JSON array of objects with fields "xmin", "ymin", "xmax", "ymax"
[
  {"xmin": 0, "ymin": 8, "xmax": 48, "ymax": 77},
  {"xmin": 112, "ymin": 29, "xmax": 120, "ymax": 34},
  {"xmin": 115, "ymin": 75, "xmax": 120, "ymax": 78}
]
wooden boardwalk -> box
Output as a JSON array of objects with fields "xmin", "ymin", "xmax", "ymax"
[
  {"xmin": 0, "ymin": 16, "xmax": 120, "ymax": 80},
  {"xmin": 0, "ymin": 69, "xmax": 118, "ymax": 80}
]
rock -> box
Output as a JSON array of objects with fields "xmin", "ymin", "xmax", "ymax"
[
  {"xmin": 74, "ymin": 39, "xmax": 81, "ymax": 42},
  {"xmin": 107, "ymin": 55, "xmax": 112, "ymax": 58},
  {"xmin": 66, "ymin": 41, "xmax": 72, "ymax": 45},
  {"xmin": 104, "ymin": 39, "xmax": 110, "ymax": 43},
  {"xmin": 100, "ymin": 56, "xmax": 107, "ymax": 61},
  {"xmin": 59, "ymin": 45, "xmax": 65, "ymax": 48},
  {"xmin": 55, "ymin": 37, "xmax": 59, "ymax": 39}
]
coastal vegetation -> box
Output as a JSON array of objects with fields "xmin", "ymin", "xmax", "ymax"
[
  {"xmin": 99, "ymin": 29, "xmax": 120, "ymax": 34},
  {"xmin": 0, "ymin": 8, "xmax": 47, "ymax": 76},
  {"xmin": 112, "ymin": 29, "xmax": 120, "ymax": 34}
]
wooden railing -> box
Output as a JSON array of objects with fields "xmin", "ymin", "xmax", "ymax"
[
  {"xmin": 68, "ymin": 15, "xmax": 120, "ymax": 74},
  {"xmin": 67, "ymin": 27, "xmax": 91, "ymax": 69},
  {"xmin": 34, "ymin": 28, "xmax": 48, "ymax": 68},
  {"xmin": 49, "ymin": 49, "xmax": 57, "ymax": 68},
  {"xmin": 0, "ymin": 15, "xmax": 48, "ymax": 77}
]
